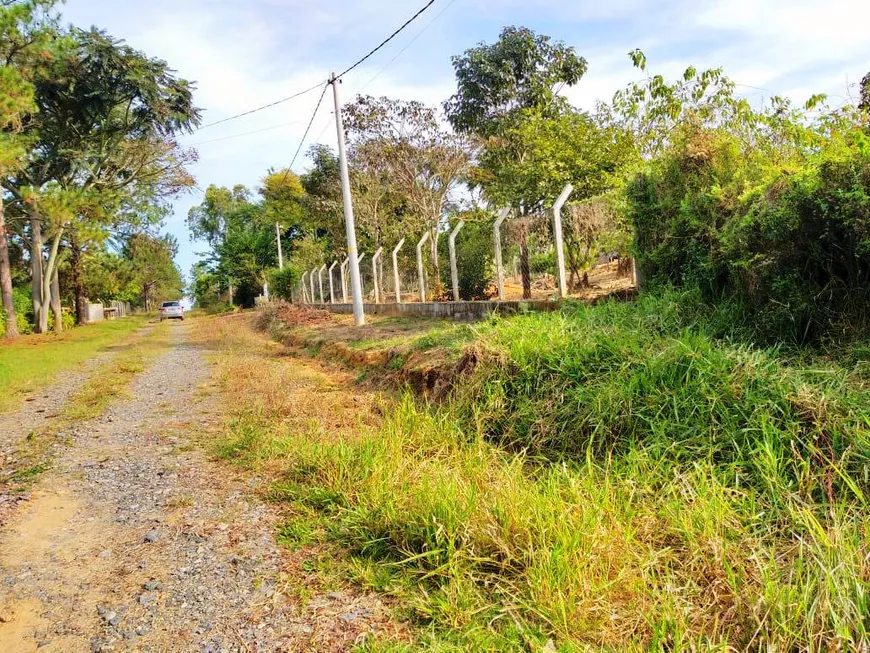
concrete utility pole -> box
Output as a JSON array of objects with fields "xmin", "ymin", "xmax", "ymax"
[
  {"xmin": 416, "ymin": 232, "xmax": 430, "ymax": 303},
  {"xmin": 392, "ymin": 239, "xmax": 405, "ymax": 304},
  {"xmin": 318, "ymin": 264, "xmax": 327, "ymax": 303},
  {"xmin": 372, "ymin": 247, "xmax": 383, "ymax": 304},
  {"xmin": 552, "ymin": 184, "xmax": 573, "ymax": 299},
  {"xmin": 330, "ymin": 73, "xmax": 365, "ymax": 326},
  {"xmin": 328, "ymin": 261, "xmax": 338, "ymax": 304},
  {"xmin": 276, "ymin": 223, "xmax": 284, "ymax": 270},
  {"xmin": 309, "ymin": 268, "xmax": 316, "ymax": 304},
  {"xmin": 493, "ymin": 208, "xmax": 510, "ymax": 301},
  {"xmin": 340, "ymin": 258, "xmax": 349, "ymax": 303},
  {"xmin": 448, "ymin": 221, "xmax": 465, "ymax": 302},
  {"xmin": 300, "ymin": 272, "xmax": 308, "ymax": 304}
]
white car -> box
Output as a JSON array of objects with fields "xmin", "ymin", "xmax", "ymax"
[{"xmin": 159, "ymin": 300, "xmax": 184, "ymax": 321}]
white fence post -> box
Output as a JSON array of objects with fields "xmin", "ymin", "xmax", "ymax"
[
  {"xmin": 309, "ymin": 268, "xmax": 317, "ymax": 304},
  {"xmin": 553, "ymin": 184, "xmax": 573, "ymax": 299},
  {"xmin": 372, "ymin": 247, "xmax": 384, "ymax": 304},
  {"xmin": 318, "ymin": 264, "xmax": 327, "ymax": 303},
  {"xmin": 328, "ymin": 261, "xmax": 338, "ymax": 303},
  {"xmin": 449, "ymin": 220, "xmax": 465, "ymax": 302},
  {"xmin": 392, "ymin": 239, "xmax": 405, "ymax": 304},
  {"xmin": 493, "ymin": 208, "xmax": 510, "ymax": 301},
  {"xmin": 416, "ymin": 232, "xmax": 430, "ymax": 303},
  {"xmin": 300, "ymin": 272, "xmax": 309, "ymax": 304},
  {"xmin": 340, "ymin": 258, "xmax": 349, "ymax": 303}
]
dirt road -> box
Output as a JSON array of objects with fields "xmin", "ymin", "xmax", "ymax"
[{"xmin": 0, "ymin": 322, "xmax": 392, "ymax": 652}]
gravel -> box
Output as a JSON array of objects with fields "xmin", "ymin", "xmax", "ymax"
[{"xmin": 0, "ymin": 322, "xmax": 401, "ymax": 651}]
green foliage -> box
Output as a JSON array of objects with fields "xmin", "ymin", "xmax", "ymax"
[
  {"xmin": 268, "ymin": 266, "xmax": 300, "ymax": 302},
  {"xmin": 228, "ymin": 294, "xmax": 869, "ymax": 649},
  {"xmin": 438, "ymin": 216, "xmax": 494, "ymax": 300},
  {"xmin": 445, "ymin": 25, "xmax": 588, "ymax": 138},
  {"xmin": 1, "ymin": 286, "xmax": 33, "ymax": 336}
]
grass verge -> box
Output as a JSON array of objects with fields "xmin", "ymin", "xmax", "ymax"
[
  {"xmin": 1, "ymin": 321, "xmax": 171, "ymax": 498},
  {"xmin": 0, "ymin": 316, "xmax": 151, "ymax": 413},
  {"xmin": 204, "ymin": 297, "xmax": 869, "ymax": 650}
]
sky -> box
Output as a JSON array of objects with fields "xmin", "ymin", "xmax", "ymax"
[{"xmin": 60, "ymin": 0, "xmax": 870, "ymax": 277}]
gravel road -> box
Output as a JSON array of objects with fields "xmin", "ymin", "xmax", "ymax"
[{"xmin": 0, "ymin": 322, "xmax": 394, "ymax": 652}]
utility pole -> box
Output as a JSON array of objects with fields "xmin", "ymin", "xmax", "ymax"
[
  {"xmin": 330, "ymin": 73, "xmax": 365, "ymax": 326},
  {"xmin": 276, "ymin": 223, "xmax": 284, "ymax": 270}
]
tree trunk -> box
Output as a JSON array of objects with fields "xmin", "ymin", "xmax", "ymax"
[
  {"xmin": 0, "ymin": 200, "xmax": 19, "ymax": 338},
  {"xmin": 38, "ymin": 230, "xmax": 62, "ymax": 334},
  {"xmin": 30, "ymin": 214, "xmax": 44, "ymax": 332},
  {"xmin": 69, "ymin": 231, "xmax": 87, "ymax": 325},
  {"xmin": 51, "ymin": 267, "xmax": 62, "ymax": 333}
]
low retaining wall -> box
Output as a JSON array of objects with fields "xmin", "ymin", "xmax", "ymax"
[{"xmin": 307, "ymin": 300, "xmax": 561, "ymax": 321}]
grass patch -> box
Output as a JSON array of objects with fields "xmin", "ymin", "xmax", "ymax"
[
  {"xmin": 202, "ymin": 299, "xmax": 870, "ymax": 650},
  {"xmin": 0, "ymin": 316, "xmax": 150, "ymax": 413},
  {"xmin": 1, "ymin": 321, "xmax": 170, "ymax": 495}
]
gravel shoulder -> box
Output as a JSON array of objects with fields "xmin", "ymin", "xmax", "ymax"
[{"xmin": 0, "ymin": 321, "xmax": 396, "ymax": 652}]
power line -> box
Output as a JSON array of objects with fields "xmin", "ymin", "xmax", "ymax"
[
  {"xmin": 283, "ymin": 83, "xmax": 330, "ymax": 180},
  {"xmin": 187, "ymin": 1, "xmax": 438, "ymax": 141},
  {"xmin": 336, "ymin": 0, "xmax": 436, "ymax": 80},
  {"xmin": 195, "ymin": 81, "xmax": 325, "ymax": 131},
  {"xmin": 188, "ymin": 120, "xmax": 305, "ymax": 146},
  {"xmin": 355, "ymin": 0, "xmax": 456, "ymax": 95}
]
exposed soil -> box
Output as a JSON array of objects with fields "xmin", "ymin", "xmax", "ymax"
[{"xmin": 0, "ymin": 322, "xmax": 398, "ymax": 651}]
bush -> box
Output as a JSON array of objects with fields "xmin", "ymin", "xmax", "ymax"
[
  {"xmin": 438, "ymin": 219, "xmax": 494, "ymax": 300},
  {"xmin": 1, "ymin": 287, "xmax": 34, "ymax": 337},
  {"xmin": 268, "ymin": 266, "xmax": 300, "ymax": 302},
  {"xmin": 629, "ymin": 127, "xmax": 870, "ymax": 342}
]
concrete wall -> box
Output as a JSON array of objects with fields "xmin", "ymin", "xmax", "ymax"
[
  {"xmin": 307, "ymin": 300, "xmax": 560, "ymax": 321},
  {"xmin": 86, "ymin": 302, "xmax": 104, "ymax": 323}
]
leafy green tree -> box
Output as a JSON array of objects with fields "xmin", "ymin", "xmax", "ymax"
[
  {"xmin": 3, "ymin": 26, "xmax": 199, "ymax": 331},
  {"xmin": 122, "ymin": 233, "xmax": 183, "ymax": 309},
  {"xmin": 445, "ymin": 26, "xmax": 589, "ymax": 298},
  {"xmin": 0, "ymin": 0, "xmax": 60, "ymax": 337},
  {"xmin": 445, "ymin": 26, "xmax": 587, "ymax": 138}
]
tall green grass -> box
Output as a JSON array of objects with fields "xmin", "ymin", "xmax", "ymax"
[{"xmin": 218, "ymin": 294, "xmax": 870, "ymax": 650}]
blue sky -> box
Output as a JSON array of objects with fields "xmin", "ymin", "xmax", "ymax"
[{"xmin": 60, "ymin": 0, "xmax": 870, "ymax": 277}]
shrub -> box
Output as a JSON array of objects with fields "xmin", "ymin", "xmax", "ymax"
[
  {"xmin": 268, "ymin": 266, "xmax": 300, "ymax": 302},
  {"xmin": 438, "ymin": 219, "xmax": 494, "ymax": 300},
  {"xmin": 629, "ymin": 126, "xmax": 870, "ymax": 342},
  {"xmin": 1, "ymin": 287, "xmax": 34, "ymax": 337}
]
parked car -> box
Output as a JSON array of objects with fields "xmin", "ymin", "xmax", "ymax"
[{"xmin": 159, "ymin": 300, "xmax": 184, "ymax": 321}]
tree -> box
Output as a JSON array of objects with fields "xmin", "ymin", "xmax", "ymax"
[
  {"xmin": 445, "ymin": 26, "xmax": 587, "ymax": 138},
  {"xmin": 345, "ymin": 95, "xmax": 472, "ymax": 295},
  {"xmin": 445, "ymin": 26, "xmax": 588, "ymax": 297},
  {"xmin": 123, "ymin": 233, "xmax": 183, "ymax": 310},
  {"xmin": 0, "ymin": 0, "xmax": 60, "ymax": 338},
  {"xmin": 860, "ymin": 71, "xmax": 870, "ymax": 113},
  {"xmin": 3, "ymin": 26, "xmax": 199, "ymax": 331}
]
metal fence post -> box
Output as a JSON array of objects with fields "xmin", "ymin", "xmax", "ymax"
[
  {"xmin": 318, "ymin": 264, "xmax": 327, "ymax": 303},
  {"xmin": 300, "ymin": 272, "xmax": 309, "ymax": 304},
  {"xmin": 309, "ymin": 268, "xmax": 317, "ymax": 305},
  {"xmin": 553, "ymin": 184, "xmax": 573, "ymax": 299},
  {"xmin": 328, "ymin": 261, "xmax": 338, "ymax": 303}
]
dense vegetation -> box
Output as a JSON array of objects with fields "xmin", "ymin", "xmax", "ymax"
[
  {"xmin": 214, "ymin": 292, "xmax": 867, "ymax": 649},
  {"xmin": 1, "ymin": 0, "xmax": 195, "ymax": 337}
]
